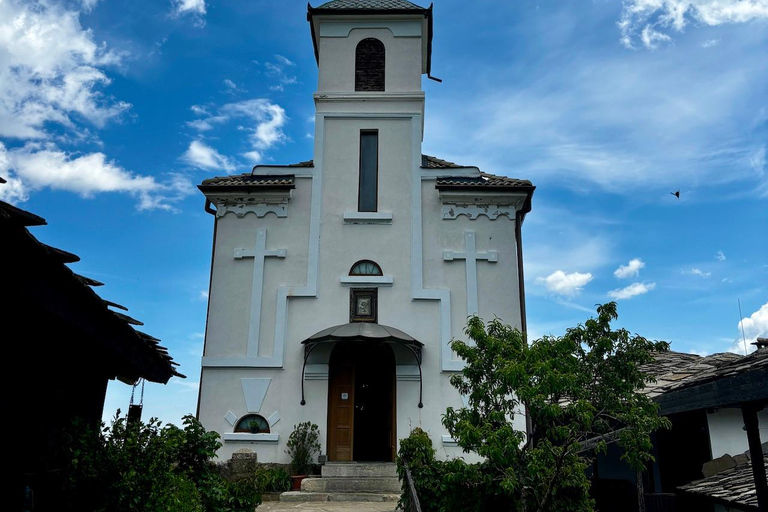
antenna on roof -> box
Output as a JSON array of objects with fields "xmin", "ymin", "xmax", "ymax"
[{"xmin": 738, "ymin": 298, "xmax": 748, "ymax": 356}]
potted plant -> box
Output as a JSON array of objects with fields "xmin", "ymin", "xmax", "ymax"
[{"xmin": 285, "ymin": 422, "xmax": 321, "ymax": 491}]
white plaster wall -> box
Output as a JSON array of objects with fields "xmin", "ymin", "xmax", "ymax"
[
  {"xmin": 707, "ymin": 407, "xmax": 768, "ymax": 458},
  {"xmin": 203, "ymin": 180, "xmax": 311, "ymax": 358},
  {"xmin": 199, "ymin": 16, "xmax": 528, "ymax": 462},
  {"xmin": 318, "ymin": 25, "xmax": 423, "ymax": 92}
]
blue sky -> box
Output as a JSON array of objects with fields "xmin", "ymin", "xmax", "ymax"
[{"xmin": 1, "ymin": 0, "xmax": 766, "ymax": 428}]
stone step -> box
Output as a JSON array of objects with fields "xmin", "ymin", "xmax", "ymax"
[
  {"xmin": 302, "ymin": 476, "xmax": 401, "ymax": 493},
  {"xmin": 321, "ymin": 462, "xmax": 398, "ymax": 479},
  {"xmin": 280, "ymin": 491, "xmax": 400, "ymax": 503}
]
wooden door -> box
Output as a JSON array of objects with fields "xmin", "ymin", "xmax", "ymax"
[{"xmin": 327, "ymin": 356, "xmax": 355, "ymax": 461}]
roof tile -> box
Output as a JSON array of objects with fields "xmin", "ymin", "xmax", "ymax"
[{"xmin": 200, "ymin": 174, "xmax": 296, "ymax": 188}]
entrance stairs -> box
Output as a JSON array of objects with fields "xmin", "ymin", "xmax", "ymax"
[{"xmin": 280, "ymin": 462, "xmax": 401, "ymax": 502}]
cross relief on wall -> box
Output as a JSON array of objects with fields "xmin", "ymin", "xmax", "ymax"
[
  {"xmin": 443, "ymin": 230, "xmax": 497, "ymax": 316},
  {"xmin": 234, "ymin": 228, "xmax": 286, "ymax": 357}
]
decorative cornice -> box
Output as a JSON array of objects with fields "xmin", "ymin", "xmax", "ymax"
[
  {"xmin": 439, "ymin": 190, "xmax": 527, "ymax": 221},
  {"xmin": 208, "ymin": 190, "xmax": 292, "ymax": 219}
]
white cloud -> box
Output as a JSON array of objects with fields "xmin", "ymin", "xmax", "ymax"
[
  {"xmin": 715, "ymin": 250, "xmax": 726, "ymax": 261},
  {"xmin": 224, "ymin": 79, "xmax": 237, "ymax": 89},
  {"xmin": 686, "ymin": 267, "xmax": 712, "ymax": 278},
  {"xmin": 640, "ymin": 25, "xmax": 673, "ymax": 50},
  {"xmin": 0, "ymin": 142, "xmax": 193, "ymax": 210},
  {"xmin": 426, "ymin": 29, "xmax": 767, "ymax": 198},
  {"xmin": 0, "ymin": 0, "xmax": 129, "ymax": 140},
  {"xmin": 242, "ymin": 150, "xmax": 263, "ymax": 164},
  {"xmin": 619, "ymin": 0, "xmax": 768, "ymax": 49},
  {"xmin": 81, "ymin": 0, "xmax": 100, "ymax": 12},
  {"xmin": 751, "ymin": 145, "xmax": 766, "ymax": 173},
  {"xmin": 180, "ymin": 140, "xmax": 236, "ymax": 172},
  {"xmin": 186, "ymin": 100, "xmax": 287, "ymax": 160},
  {"xmin": 172, "ymin": 0, "xmax": 206, "ymax": 24},
  {"xmin": 0, "ymin": 173, "xmax": 28, "ymax": 203},
  {"xmin": 199, "ymin": 290, "xmax": 209, "ymax": 300},
  {"xmin": 536, "ymin": 270, "xmax": 593, "ymax": 296},
  {"xmin": 729, "ymin": 302, "xmax": 768, "ymax": 354},
  {"xmin": 264, "ymin": 59, "xmax": 298, "ymax": 89},
  {"xmin": 607, "ymin": 282, "xmax": 656, "ymax": 300},
  {"xmin": 702, "ymin": 38, "xmax": 721, "ymax": 48},
  {"xmin": 274, "ymin": 54, "xmax": 295, "ymax": 67},
  {"xmin": 614, "ymin": 258, "xmax": 646, "ymax": 279}
]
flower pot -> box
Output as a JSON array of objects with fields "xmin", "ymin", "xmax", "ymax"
[{"xmin": 290, "ymin": 475, "xmax": 306, "ymax": 491}]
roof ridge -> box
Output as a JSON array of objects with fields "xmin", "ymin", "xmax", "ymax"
[{"xmin": 314, "ymin": 0, "xmax": 427, "ymax": 11}]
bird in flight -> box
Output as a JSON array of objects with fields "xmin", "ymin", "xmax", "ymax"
[{"xmin": 671, "ymin": 190, "xmax": 680, "ymax": 199}]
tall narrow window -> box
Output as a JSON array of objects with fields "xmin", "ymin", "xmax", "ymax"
[
  {"xmin": 355, "ymin": 38, "xmax": 385, "ymax": 91},
  {"xmin": 358, "ymin": 130, "xmax": 378, "ymax": 212}
]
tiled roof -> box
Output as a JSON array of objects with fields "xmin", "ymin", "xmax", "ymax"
[
  {"xmin": 421, "ymin": 154, "xmax": 464, "ymax": 169},
  {"xmin": 199, "ymin": 174, "xmax": 296, "ymax": 188},
  {"xmin": 423, "ymin": 155, "xmax": 533, "ymax": 189},
  {"xmin": 436, "ymin": 173, "xmax": 533, "ymax": 189},
  {"xmin": 679, "ymin": 455, "xmax": 767, "ymax": 510},
  {"xmin": 640, "ymin": 349, "xmax": 767, "ymax": 399},
  {"xmin": 314, "ymin": 0, "xmax": 426, "ymax": 10}
]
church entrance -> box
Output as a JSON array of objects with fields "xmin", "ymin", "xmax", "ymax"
[{"xmin": 327, "ymin": 341, "xmax": 395, "ymax": 462}]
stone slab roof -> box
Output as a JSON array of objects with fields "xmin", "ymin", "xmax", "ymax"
[
  {"xmin": 314, "ymin": 0, "xmax": 426, "ymax": 11},
  {"xmin": 640, "ymin": 349, "xmax": 767, "ymax": 399},
  {"xmin": 679, "ymin": 454, "xmax": 767, "ymax": 511}
]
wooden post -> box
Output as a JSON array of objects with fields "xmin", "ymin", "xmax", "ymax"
[{"xmin": 742, "ymin": 402, "xmax": 767, "ymax": 512}]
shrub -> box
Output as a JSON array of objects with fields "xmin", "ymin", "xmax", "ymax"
[
  {"xmin": 396, "ymin": 428, "xmax": 496, "ymax": 512},
  {"xmin": 58, "ymin": 411, "xmax": 260, "ymax": 512},
  {"xmin": 253, "ymin": 467, "xmax": 291, "ymax": 493},
  {"xmin": 285, "ymin": 422, "xmax": 321, "ymax": 475}
]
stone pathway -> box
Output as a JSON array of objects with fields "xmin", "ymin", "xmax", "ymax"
[{"xmin": 258, "ymin": 502, "xmax": 397, "ymax": 511}]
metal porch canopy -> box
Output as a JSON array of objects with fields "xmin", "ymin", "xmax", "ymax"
[{"xmin": 300, "ymin": 322, "xmax": 425, "ymax": 408}]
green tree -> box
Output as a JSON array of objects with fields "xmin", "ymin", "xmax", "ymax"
[{"xmin": 442, "ymin": 302, "xmax": 670, "ymax": 512}]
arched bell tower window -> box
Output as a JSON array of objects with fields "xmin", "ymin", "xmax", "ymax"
[
  {"xmin": 349, "ymin": 260, "xmax": 382, "ymax": 276},
  {"xmin": 355, "ymin": 38, "xmax": 385, "ymax": 91}
]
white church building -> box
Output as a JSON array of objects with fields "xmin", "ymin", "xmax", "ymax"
[{"xmin": 197, "ymin": 0, "xmax": 535, "ymax": 464}]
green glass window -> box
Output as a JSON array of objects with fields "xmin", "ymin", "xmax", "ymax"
[
  {"xmin": 234, "ymin": 414, "xmax": 270, "ymax": 434},
  {"xmin": 358, "ymin": 130, "xmax": 378, "ymax": 212},
  {"xmin": 349, "ymin": 260, "xmax": 382, "ymax": 276}
]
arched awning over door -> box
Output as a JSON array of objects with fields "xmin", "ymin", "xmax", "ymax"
[{"xmin": 300, "ymin": 323, "xmax": 424, "ymax": 408}]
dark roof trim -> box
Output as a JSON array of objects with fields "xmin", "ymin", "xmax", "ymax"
[
  {"xmin": 198, "ymin": 174, "xmax": 297, "ymax": 193},
  {"xmin": 2, "ymin": 199, "xmax": 183, "ymax": 383},
  {"xmin": 0, "ymin": 200, "xmax": 47, "ymax": 226}
]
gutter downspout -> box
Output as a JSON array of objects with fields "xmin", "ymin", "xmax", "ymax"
[
  {"xmin": 516, "ymin": 190, "xmax": 534, "ymax": 449},
  {"xmin": 197, "ymin": 198, "xmax": 218, "ymax": 419}
]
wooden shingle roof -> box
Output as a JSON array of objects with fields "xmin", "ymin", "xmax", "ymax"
[{"xmin": 1, "ymin": 199, "xmax": 184, "ymax": 383}]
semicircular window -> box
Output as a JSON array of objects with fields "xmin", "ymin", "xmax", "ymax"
[
  {"xmin": 349, "ymin": 260, "xmax": 382, "ymax": 276},
  {"xmin": 234, "ymin": 414, "xmax": 270, "ymax": 434}
]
